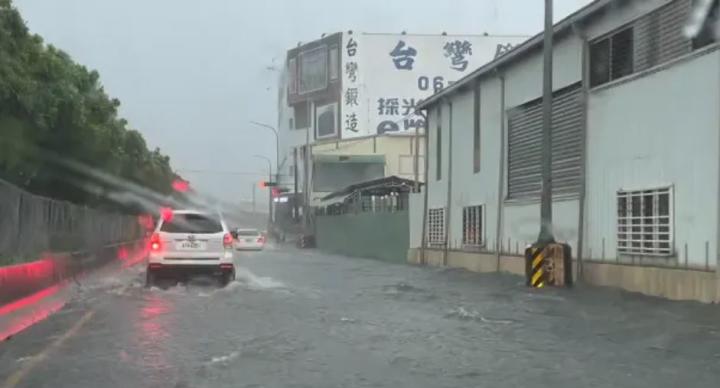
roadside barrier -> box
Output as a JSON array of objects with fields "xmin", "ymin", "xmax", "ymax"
[
  {"xmin": 0, "ymin": 240, "xmax": 143, "ymax": 307},
  {"xmin": 525, "ymin": 242, "xmax": 573, "ymax": 288}
]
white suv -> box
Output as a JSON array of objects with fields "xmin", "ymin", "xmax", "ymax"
[{"xmin": 146, "ymin": 209, "xmax": 235, "ymax": 286}]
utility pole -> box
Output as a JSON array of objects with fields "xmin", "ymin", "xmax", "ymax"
[
  {"xmin": 538, "ymin": 0, "xmax": 555, "ymax": 244},
  {"xmin": 303, "ymin": 117, "xmax": 311, "ymax": 234},
  {"xmin": 293, "ymin": 148, "xmax": 299, "ymax": 220}
]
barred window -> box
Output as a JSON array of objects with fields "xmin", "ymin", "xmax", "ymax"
[
  {"xmin": 617, "ymin": 187, "xmax": 673, "ymax": 256},
  {"xmin": 427, "ymin": 208, "xmax": 445, "ymax": 246},
  {"xmin": 590, "ymin": 27, "xmax": 634, "ymax": 87},
  {"xmin": 462, "ymin": 205, "xmax": 484, "ymax": 246}
]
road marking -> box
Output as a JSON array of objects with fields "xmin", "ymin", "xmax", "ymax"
[{"xmin": 2, "ymin": 310, "xmax": 95, "ymax": 388}]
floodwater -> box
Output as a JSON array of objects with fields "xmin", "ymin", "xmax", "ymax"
[{"xmin": 2, "ymin": 246, "xmax": 720, "ymax": 387}]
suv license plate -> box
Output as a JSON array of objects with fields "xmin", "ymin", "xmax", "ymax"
[{"xmin": 177, "ymin": 241, "xmax": 205, "ymax": 250}]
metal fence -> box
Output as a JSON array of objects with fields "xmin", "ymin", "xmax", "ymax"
[
  {"xmin": 0, "ymin": 179, "xmax": 141, "ymax": 263},
  {"xmin": 316, "ymin": 192, "xmax": 409, "ymax": 216}
]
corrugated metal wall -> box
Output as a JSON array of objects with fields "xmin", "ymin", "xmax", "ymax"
[
  {"xmin": 507, "ymin": 83, "xmax": 583, "ymax": 200},
  {"xmin": 634, "ymin": 0, "xmax": 692, "ymax": 72}
]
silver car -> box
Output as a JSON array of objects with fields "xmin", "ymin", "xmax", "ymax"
[
  {"xmin": 147, "ymin": 209, "xmax": 235, "ymax": 286},
  {"xmin": 233, "ymin": 228, "xmax": 266, "ymax": 251}
]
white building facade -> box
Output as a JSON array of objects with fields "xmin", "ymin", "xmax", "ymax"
[
  {"xmin": 276, "ymin": 32, "xmax": 528, "ymax": 207},
  {"xmin": 411, "ymin": 0, "xmax": 720, "ymax": 302}
]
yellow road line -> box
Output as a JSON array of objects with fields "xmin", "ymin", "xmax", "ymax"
[{"xmin": 3, "ymin": 310, "xmax": 95, "ymax": 388}]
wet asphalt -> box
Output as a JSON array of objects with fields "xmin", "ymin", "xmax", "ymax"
[{"xmin": 2, "ymin": 245, "xmax": 720, "ymax": 388}]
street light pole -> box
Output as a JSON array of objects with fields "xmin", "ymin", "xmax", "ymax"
[
  {"xmin": 253, "ymin": 154, "xmax": 273, "ymax": 232},
  {"xmin": 249, "ymin": 120, "xmax": 280, "ymax": 187},
  {"xmin": 538, "ymin": 0, "xmax": 555, "ymax": 244}
]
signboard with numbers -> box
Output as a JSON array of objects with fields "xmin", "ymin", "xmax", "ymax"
[{"xmin": 340, "ymin": 32, "xmax": 527, "ymax": 138}]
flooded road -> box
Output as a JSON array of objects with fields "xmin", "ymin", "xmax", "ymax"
[{"xmin": 2, "ymin": 246, "xmax": 720, "ymax": 387}]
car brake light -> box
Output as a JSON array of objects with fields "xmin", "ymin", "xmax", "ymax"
[
  {"xmin": 150, "ymin": 233, "xmax": 162, "ymax": 251},
  {"xmin": 223, "ymin": 233, "xmax": 233, "ymax": 248},
  {"xmin": 257, "ymin": 237, "xmax": 264, "ymax": 243}
]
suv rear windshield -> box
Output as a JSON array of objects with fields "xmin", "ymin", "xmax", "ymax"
[
  {"xmin": 237, "ymin": 230, "xmax": 260, "ymax": 236},
  {"xmin": 160, "ymin": 214, "xmax": 223, "ymax": 233}
]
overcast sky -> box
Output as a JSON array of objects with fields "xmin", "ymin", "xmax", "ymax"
[{"xmin": 14, "ymin": 0, "xmax": 592, "ymax": 204}]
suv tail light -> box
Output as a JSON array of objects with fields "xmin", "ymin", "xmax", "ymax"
[
  {"xmin": 223, "ymin": 233, "xmax": 233, "ymax": 248},
  {"xmin": 257, "ymin": 236, "xmax": 264, "ymax": 243},
  {"xmin": 150, "ymin": 233, "xmax": 162, "ymax": 251}
]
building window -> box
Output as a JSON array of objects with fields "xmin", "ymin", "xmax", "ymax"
[
  {"xmin": 473, "ymin": 82, "xmax": 481, "ymax": 173},
  {"xmin": 435, "ymin": 105, "xmax": 442, "ymax": 181},
  {"xmin": 693, "ymin": 0, "xmax": 719, "ymax": 49},
  {"xmin": 329, "ymin": 45, "xmax": 339, "ymax": 80},
  {"xmin": 294, "ymin": 102, "xmax": 310, "ymax": 129},
  {"xmin": 462, "ymin": 205, "xmax": 484, "ymax": 247},
  {"xmin": 288, "ymin": 58, "xmax": 297, "ymax": 95},
  {"xmin": 590, "ymin": 27, "xmax": 634, "ymax": 87},
  {"xmin": 617, "ymin": 187, "xmax": 673, "ymax": 256},
  {"xmin": 315, "ymin": 103, "xmax": 338, "ymax": 139},
  {"xmin": 289, "ymin": 118, "xmax": 294, "ymax": 130},
  {"xmin": 298, "ymin": 46, "xmax": 328, "ymax": 94},
  {"xmin": 427, "ymin": 208, "xmax": 445, "ymax": 246}
]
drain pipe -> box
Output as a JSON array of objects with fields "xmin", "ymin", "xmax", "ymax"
[
  {"xmin": 495, "ymin": 71, "xmax": 506, "ymax": 271},
  {"xmin": 443, "ymin": 99, "xmax": 454, "ymax": 266},
  {"xmin": 420, "ymin": 110, "xmax": 430, "ymax": 265},
  {"xmin": 575, "ymin": 23, "xmax": 589, "ymax": 283},
  {"xmin": 716, "ymin": 41, "xmax": 720, "ymax": 302}
]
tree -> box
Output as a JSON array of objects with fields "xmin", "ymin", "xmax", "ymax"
[{"xmin": 0, "ymin": 0, "xmax": 179, "ymax": 211}]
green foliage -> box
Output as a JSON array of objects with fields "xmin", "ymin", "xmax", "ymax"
[{"xmin": 0, "ymin": 0, "xmax": 179, "ymax": 211}]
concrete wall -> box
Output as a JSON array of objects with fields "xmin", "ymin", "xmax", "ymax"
[
  {"xmin": 502, "ymin": 199, "xmax": 580, "ymax": 254},
  {"xmin": 407, "ymin": 248, "xmax": 526, "ymax": 276},
  {"xmin": 408, "ymin": 248, "xmax": 719, "ymax": 302},
  {"xmin": 312, "ymin": 135, "xmax": 425, "ymax": 181},
  {"xmin": 582, "ymin": 261, "xmax": 718, "ymax": 303},
  {"xmin": 316, "ymin": 210, "xmax": 409, "ymax": 263},
  {"xmin": 585, "ymin": 49, "xmax": 720, "ymax": 267},
  {"xmin": 408, "ymin": 193, "xmax": 424, "ymax": 248}
]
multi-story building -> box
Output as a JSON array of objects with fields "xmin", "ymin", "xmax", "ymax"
[
  {"xmin": 410, "ymin": 0, "xmax": 720, "ymax": 302},
  {"xmin": 275, "ymin": 31, "xmax": 528, "ymax": 221}
]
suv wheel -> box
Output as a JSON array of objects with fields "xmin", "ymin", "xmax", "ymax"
[
  {"xmin": 220, "ymin": 270, "xmax": 235, "ymax": 287},
  {"xmin": 146, "ymin": 268, "xmax": 157, "ymax": 288}
]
